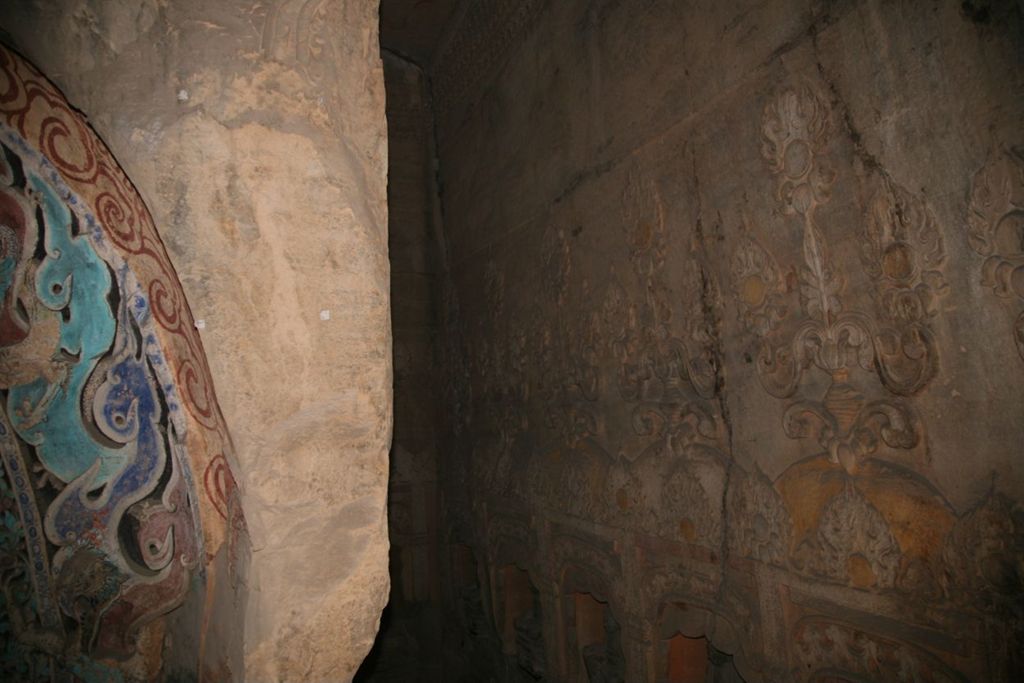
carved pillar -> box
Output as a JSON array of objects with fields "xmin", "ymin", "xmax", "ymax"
[{"xmin": 0, "ymin": 1, "xmax": 391, "ymax": 680}]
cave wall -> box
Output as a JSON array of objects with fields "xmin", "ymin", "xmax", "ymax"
[
  {"xmin": 353, "ymin": 51, "xmax": 447, "ymax": 682},
  {"xmin": 0, "ymin": 1, "xmax": 392, "ymax": 681},
  {"xmin": 384, "ymin": 51, "xmax": 444, "ymax": 612},
  {"xmin": 430, "ymin": 1, "xmax": 1024, "ymax": 681}
]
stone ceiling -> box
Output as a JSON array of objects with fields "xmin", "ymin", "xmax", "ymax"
[{"xmin": 380, "ymin": 0, "xmax": 461, "ymax": 67}]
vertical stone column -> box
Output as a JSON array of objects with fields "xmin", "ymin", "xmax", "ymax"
[{"xmin": 1, "ymin": 1, "xmax": 391, "ymax": 680}]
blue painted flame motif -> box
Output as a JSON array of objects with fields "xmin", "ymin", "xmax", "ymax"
[
  {"xmin": 45, "ymin": 306, "xmax": 167, "ymax": 548},
  {"xmin": 0, "ymin": 126, "xmax": 193, "ymax": 682}
]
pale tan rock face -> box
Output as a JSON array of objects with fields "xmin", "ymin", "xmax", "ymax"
[{"xmin": 1, "ymin": 1, "xmax": 391, "ymax": 681}]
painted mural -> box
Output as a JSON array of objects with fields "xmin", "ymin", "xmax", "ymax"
[{"xmin": 0, "ymin": 45, "xmax": 245, "ymax": 681}]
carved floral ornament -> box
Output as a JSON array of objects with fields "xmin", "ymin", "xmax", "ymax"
[
  {"xmin": 0, "ymin": 44, "xmax": 244, "ymax": 680},
  {"xmin": 439, "ymin": 62, "xmax": 1023, "ymax": 678},
  {"xmin": 967, "ymin": 146, "xmax": 1024, "ymax": 360},
  {"xmin": 733, "ymin": 81, "xmax": 948, "ymax": 475}
]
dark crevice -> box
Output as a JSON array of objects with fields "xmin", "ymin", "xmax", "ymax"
[{"xmin": 690, "ymin": 145, "xmax": 735, "ymax": 598}]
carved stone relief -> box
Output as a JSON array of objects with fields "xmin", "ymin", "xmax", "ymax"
[
  {"xmin": 725, "ymin": 468, "xmax": 791, "ymax": 567},
  {"xmin": 792, "ymin": 617, "xmax": 969, "ymax": 683},
  {"xmin": 942, "ymin": 493, "xmax": 1024, "ymax": 619},
  {"xmin": 791, "ymin": 483, "xmax": 901, "ymax": 589},
  {"xmin": 734, "ymin": 82, "xmax": 947, "ymax": 475},
  {"xmin": 422, "ymin": 3, "xmax": 1024, "ymax": 679},
  {"xmin": 966, "ymin": 147, "xmax": 1024, "ymax": 360}
]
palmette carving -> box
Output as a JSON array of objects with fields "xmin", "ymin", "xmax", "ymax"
[
  {"xmin": 535, "ymin": 231, "xmax": 606, "ymax": 448},
  {"xmin": 862, "ymin": 182, "xmax": 947, "ymax": 394},
  {"xmin": 966, "ymin": 147, "xmax": 1024, "ymax": 360},
  {"xmin": 622, "ymin": 172, "xmax": 666, "ymax": 283},
  {"xmin": 615, "ymin": 172, "xmax": 719, "ymax": 406},
  {"xmin": 732, "ymin": 83, "xmax": 944, "ymax": 473},
  {"xmin": 605, "ymin": 171, "xmax": 725, "ymax": 516},
  {"xmin": 782, "ymin": 376, "xmax": 920, "ymax": 473},
  {"xmin": 760, "ymin": 82, "xmax": 835, "ymax": 215},
  {"xmin": 732, "ymin": 236, "xmax": 787, "ymax": 337},
  {"xmin": 631, "ymin": 400, "xmax": 718, "ymax": 450}
]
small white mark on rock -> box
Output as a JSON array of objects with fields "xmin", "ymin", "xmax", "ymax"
[
  {"xmin": 195, "ymin": 319, "xmax": 206, "ymax": 330},
  {"xmin": 959, "ymin": 345, "xmax": 967, "ymax": 353},
  {"xmin": 951, "ymin": 389, "xmax": 961, "ymax": 398},
  {"xmin": 177, "ymin": 89, "xmax": 190, "ymax": 102},
  {"xmin": 320, "ymin": 309, "xmax": 331, "ymax": 321}
]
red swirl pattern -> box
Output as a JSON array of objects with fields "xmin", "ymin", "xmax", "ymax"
[
  {"xmin": 204, "ymin": 454, "xmax": 237, "ymax": 520},
  {"xmin": 39, "ymin": 113, "xmax": 98, "ymax": 183},
  {"xmin": 177, "ymin": 357, "xmax": 217, "ymax": 425},
  {"xmin": 0, "ymin": 50, "xmax": 25, "ymax": 107},
  {"xmin": 0, "ymin": 43, "xmax": 241, "ymax": 549},
  {"xmin": 149, "ymin": 278, "xmax": 184, "ymax": 335},
  {"xmin": 96, "ymin": 185, "xmax": 141, "ymax": 252}
]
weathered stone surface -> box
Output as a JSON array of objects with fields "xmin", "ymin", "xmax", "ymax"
[
  {"xmin": 416, "ymin": 1, "xmax": 1024, "ymax": 681},
  {"xmin": 1, "ymin": 1, "xmax": 392, "ymax": 681}
]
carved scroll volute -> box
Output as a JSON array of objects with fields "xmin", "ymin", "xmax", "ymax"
[{"xmin": 732, "ymin": 82, "xmax": 946, "ymax": 475}]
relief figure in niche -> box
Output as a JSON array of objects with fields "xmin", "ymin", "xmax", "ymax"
[
  {"xmin": 568, "ymin": 591, "xmax": 624, "ymax": 683},
  {"xmin": 496, "ymin": 563, "xmax": 545, "ymax": 680},
  {"xmin": 654, "ymin": 599, "xmax": 755, "ymax": 683}
]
